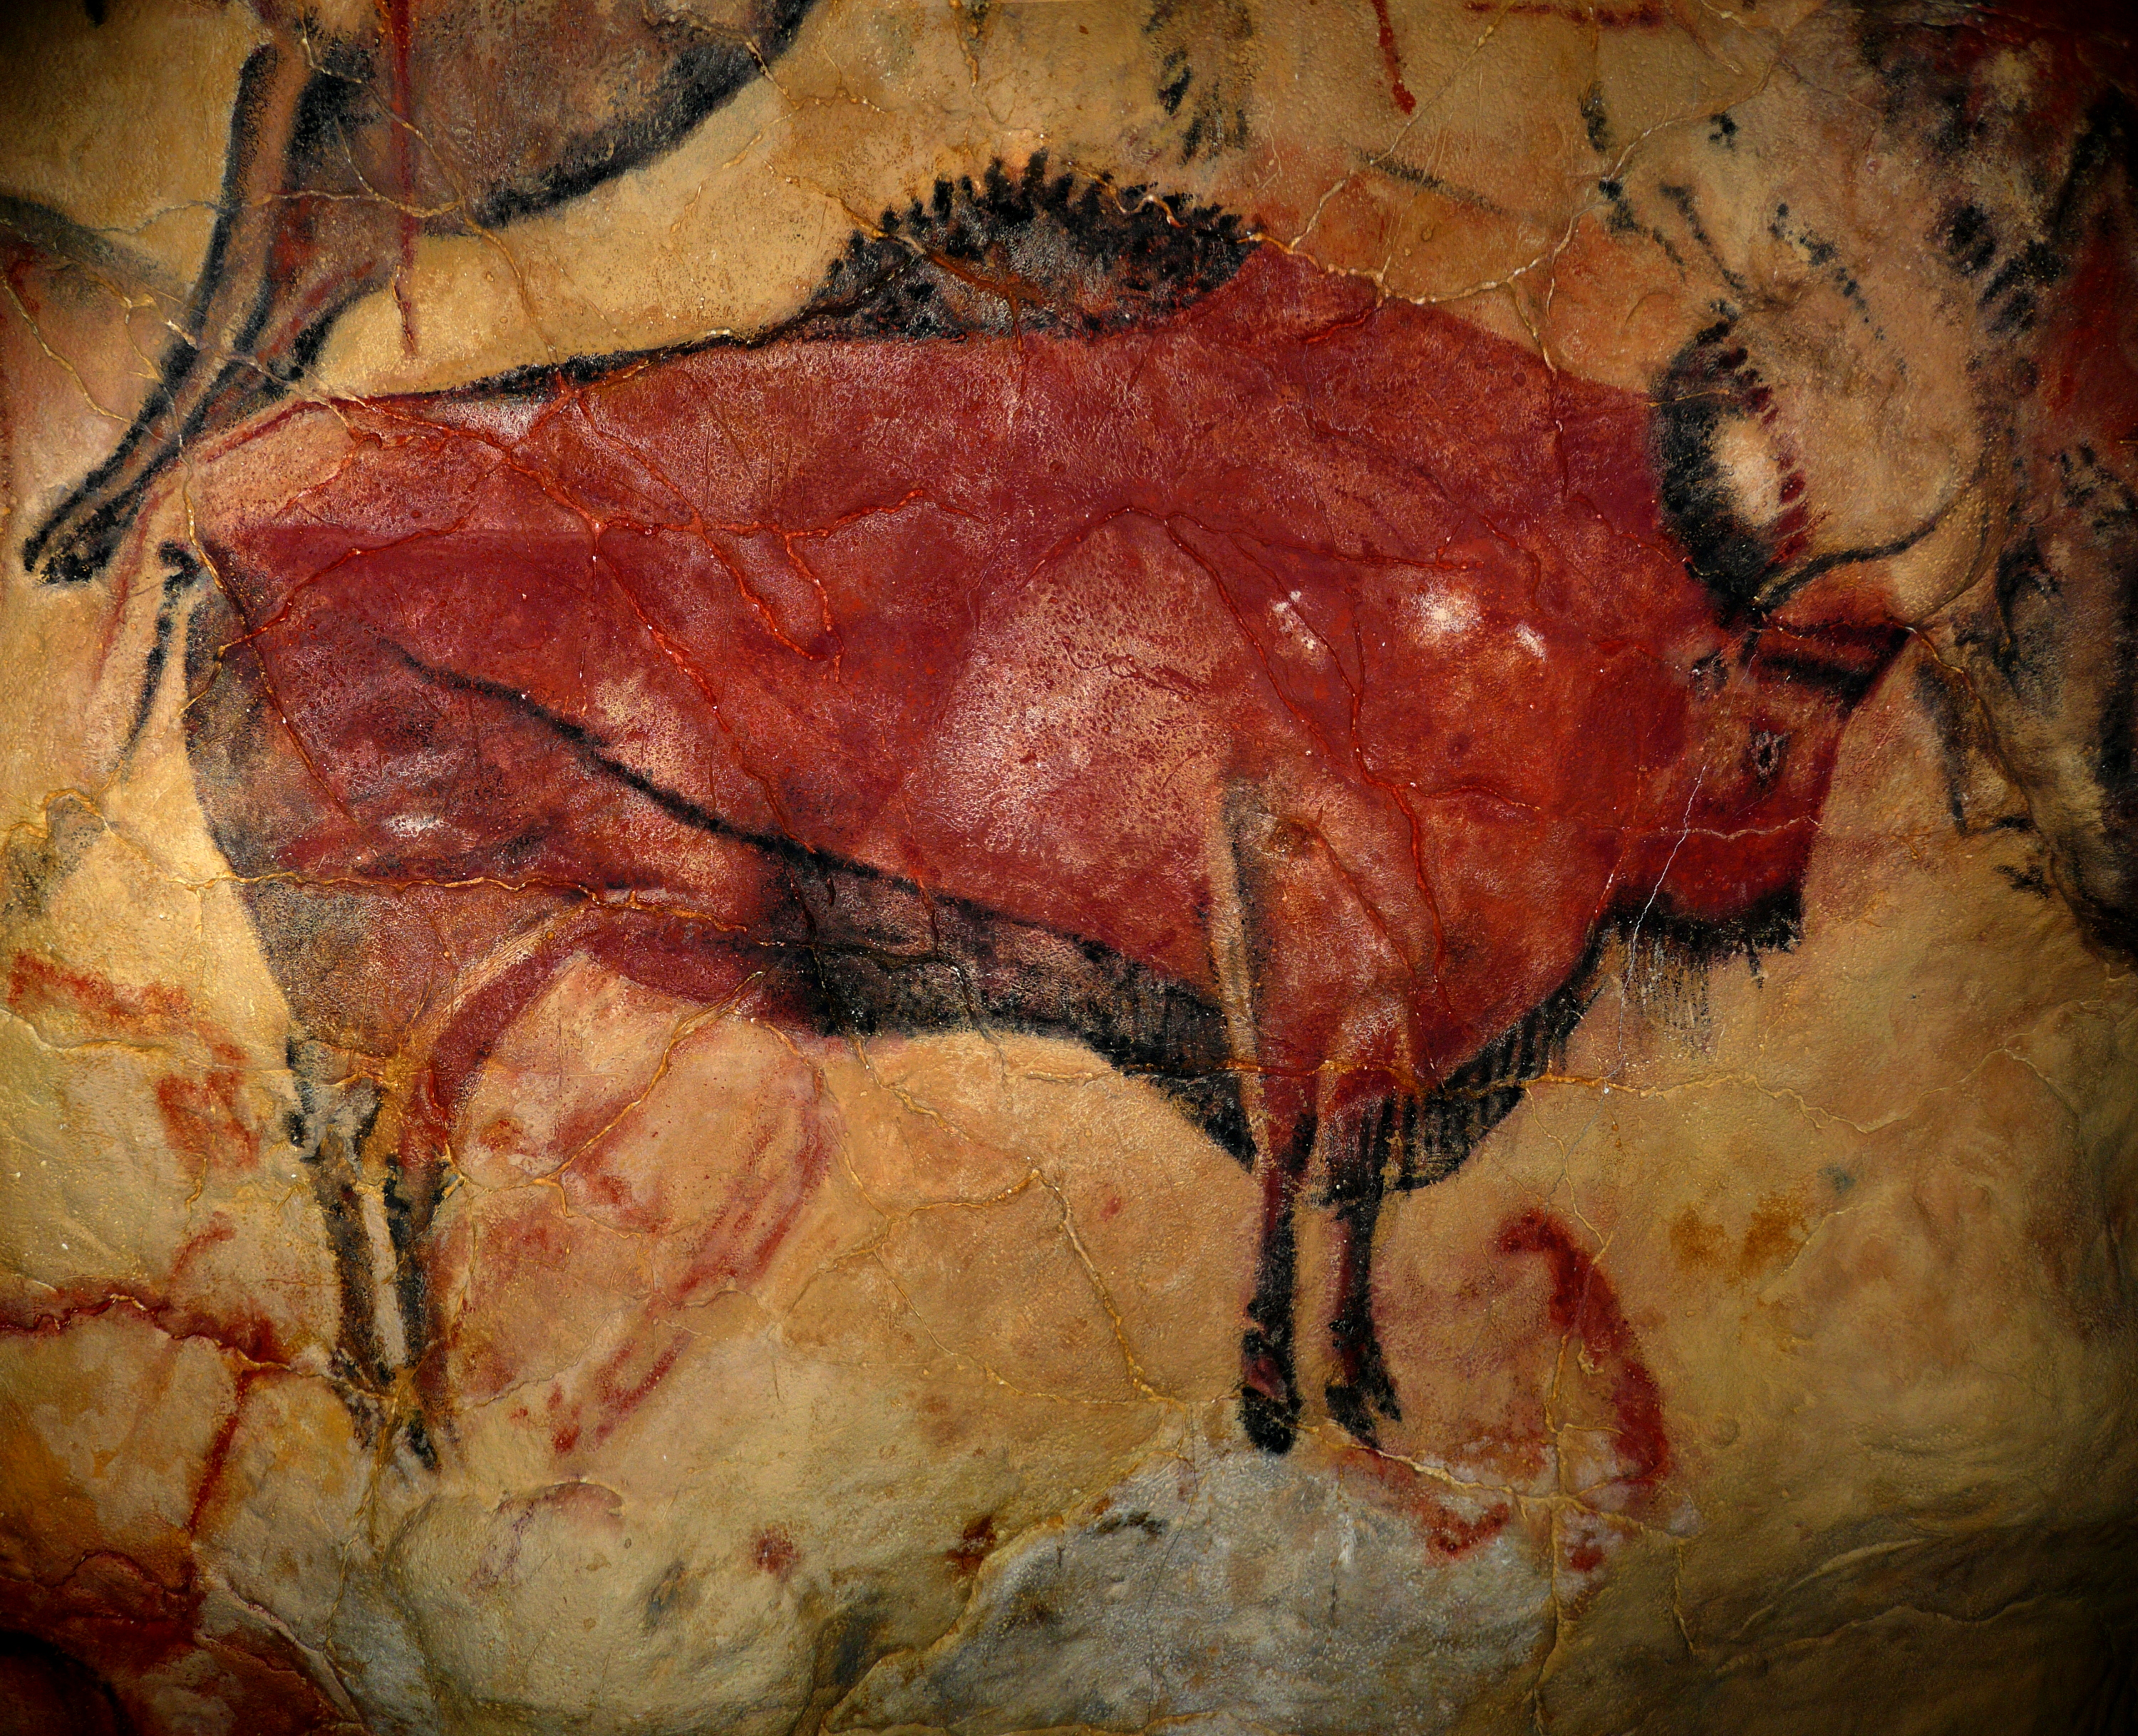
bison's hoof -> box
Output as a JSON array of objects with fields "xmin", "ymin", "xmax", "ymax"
[
  {"xmin": 1324, "ymin": 1380, "xmax": 1385, "ymax": 1447},
  {"xmin": 31, "ymin": 524, "xmax": 117, "ymax": 585},
  {"xmin": 1239, "ymin": 1383, "xmax": 1300, "ymax": 1453},
  {"xmin": 26, "ymin": 494, "xmax": 131, "ymax": 586},
  {"xmin": 1326, "ymin": 1332, "xmax": 1403, "ymax": 1445}
]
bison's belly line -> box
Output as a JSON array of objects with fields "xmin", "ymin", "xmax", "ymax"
[
  {"xmin": 344, "ymin": 630, "xmax": 1626, "ymax": 1182},
  {"xmin": 369, "ymin": 634, "xmax": 1263, "ymax": 1146}
]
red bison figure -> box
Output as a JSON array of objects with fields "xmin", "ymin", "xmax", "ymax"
[{"xmin": 173, "ymin": 166, "xmax": 1901, "ymax": 1454}]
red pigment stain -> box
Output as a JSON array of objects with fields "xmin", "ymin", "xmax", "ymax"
[
  {"xmin": 1498, "ymin": 1209, "xmax": 1671, "ymax": 1495},
  {"xmin": 153, "ymin": 1069, "xmax": 252, "ymax": 1185},
  {"xmin": 663, "ymin": 1110, "xmax": 835, "ymax": 1303},
  {"xmin": 946, "ymin": 1514, "xmax": 998, "ymax": 1579},
  {"xmin": 402, "ymin": 942, "xmax": 574, "ymax": 1181},
  {"xmin": 549, "ymin": 1326, "xmax": 691, "ymax": 1458},
  {"xmin": 182, "ymin": 1368, "xmax": 257, "ymax": 1535},
  {"xmin": 383, "ymin": 0, "xmax": 421, "ymax": 355},
  {"xmin": 1369, "ymin": 0, "xmax": 1417, "ymax": 114},
  {"xmin": 504, "ymin": 1106, "xmax": 835, "ymax": 1456},
  {"xmin": 490, "ymin": 1199, "xmax": 580, "ymax": 1273},
  {"xmin": 752, "ymin": 1526, "xmax": 800, "ymax": 1577},
  {"xmin": 1348, "ymin": 1211, "xmax": 1670, "ymax": 1571},
  {"xmin": 0, "ymin": 1502, "xmax": 351, "ymax": 1734},
  {"xmin": 420, "ymin": 919, "xmax": 831, "ymax": 1422},
  {"xmin": 1465, "ymin": 1, "xmax": 1668, "ymax": 24},
  {"xmin": 0, "ymin": 1215, "xmax": 289, "ymax": 1369},
  {"xmin": 1425, "ymin": 1499, "xmax": 1512, "ymax": 1555},
  {"xmin": 9, "ymin": 954, "xmax": 257, "ymax": 1182},
  {"xmin": 1344, "ymin": 1446, "xmax": 1513, "ymax": 1558},
  {"xmin": 0, "ymin": 1288, "xmax": 286, "ymax": 1370},
  {"xmin": 1, "ymin": 954, "xmax": 287, "ymax": 1360},
  {"xmin": 469, "ymin": 1483, "xmax": 623, "ymax": 1591}
]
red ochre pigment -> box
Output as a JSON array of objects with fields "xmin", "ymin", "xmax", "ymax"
[
  {"xmin": 1499, "ymin": 1208, "xmax": 1671, "ymax": 1494},
  {"xmin": 198, "ymin": 245, "xmax": 1895, "ymax": 1108},
  {"xmin": 1346, "ymin": 1210, "xmax": 1670, "ymax": 1563}
]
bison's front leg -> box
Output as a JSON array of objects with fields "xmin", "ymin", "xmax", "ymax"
[
  {"xmin": 1324, "ymin": 1091, "xmax": 1403, "ymax": 1446},
  {"xmin": 381, "ymin": 906, "xmax": 818, "ymax": 1456},
  {"xmin": 1218, "ymin": 784, "xmax": 1395, "ymax": 1454},
  {"xmin": 1239, "ymin": 1073, "xmax": 1316, "ymax": 1453},
  {"xmin": 1237, "ymin": 1080, "xmax": 1407, "ymax": 1452}
]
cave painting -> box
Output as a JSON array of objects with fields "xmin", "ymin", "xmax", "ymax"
[
  {"xmin": 7, "ymin": 0, "xmax": 2138, "ymax": 1730},
  {"xmin": 25, "ymin": 0, "xmax": 825, "ymax": 586},
  {"xmin": 179, "ymin": 163, "xmax": 1901, "ymax": 1457}
]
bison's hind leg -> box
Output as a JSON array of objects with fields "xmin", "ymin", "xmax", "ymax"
[{"xmin": 287, "ymin": 1038, "xmax": 398, "ymax": 1437}]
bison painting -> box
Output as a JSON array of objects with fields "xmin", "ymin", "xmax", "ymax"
[{"xmin": 171, "ymin": 162, "xmax": 1904, "ymax": 1456}]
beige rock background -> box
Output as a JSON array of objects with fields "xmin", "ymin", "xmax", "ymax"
[{"xmin": 1, "ymin": 1, "xmax": 2134, "ymax": 1731}]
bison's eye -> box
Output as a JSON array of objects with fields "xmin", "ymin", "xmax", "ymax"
[{"xmin": 1748, "ymin": 730, "xmax": 1791, "ymax": 783}]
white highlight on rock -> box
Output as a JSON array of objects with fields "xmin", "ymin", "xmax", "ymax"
[
  {"xmin": 385, "ymin": 812, "xmax": 448, "ymax": 838},
  {"xmin": 1408, "ymin": 588, "xmax": 1480, "ymax": 644},
  {"xmin": 1271, "ymin": 588, "xmax": 1323, "ymax": 650}
]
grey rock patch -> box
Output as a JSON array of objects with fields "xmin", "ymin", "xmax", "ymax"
[{"xmin": 832, "ymin": 1440, "xmax": 1549, "ymax": 1736}]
